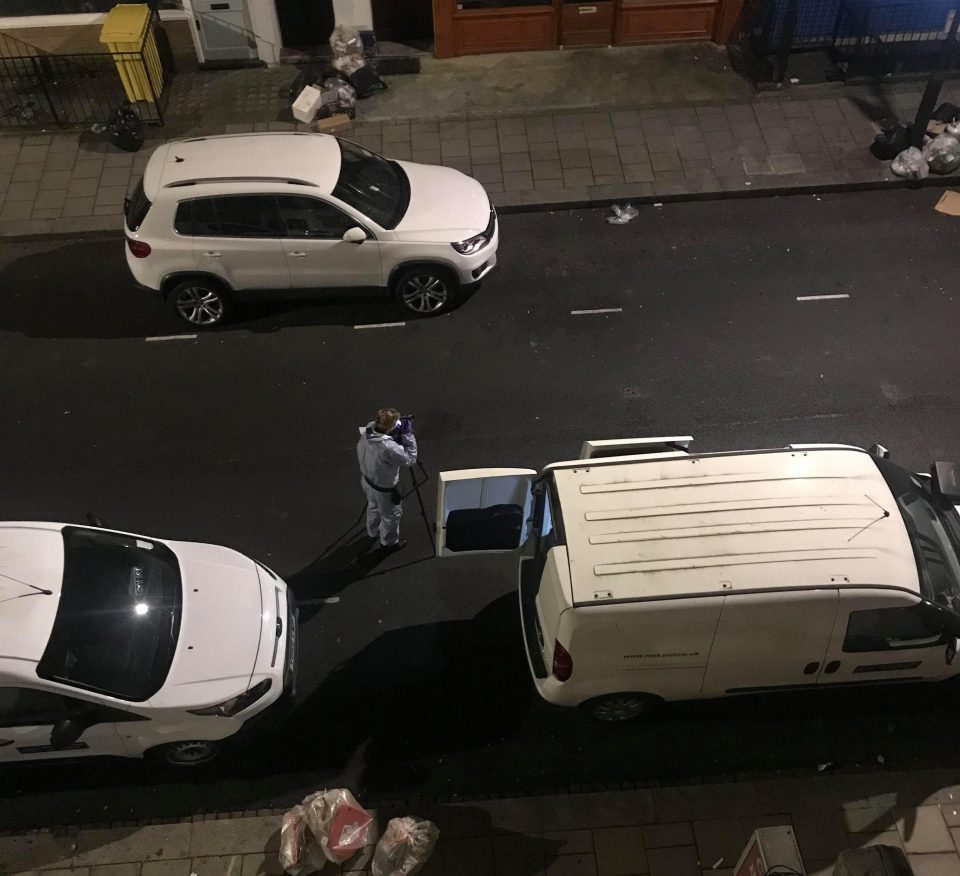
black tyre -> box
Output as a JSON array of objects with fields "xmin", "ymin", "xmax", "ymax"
[
  {"xmin": 584, "ymin": 693, "xmax": 662, "ymax": 722},
  {"xmin": 168, "ymin": 277, "xmax": 230, "ymax": 328},
  {"xmin": 392, "ymin": 265, "xmax": 458, "ymax": 315},
  {"xmin": 147, "ymin": 739, "xmax": 222, "ymax": 767}
]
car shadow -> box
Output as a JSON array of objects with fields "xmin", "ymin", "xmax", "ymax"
[{"xmin": 0, "ymin": 241, "xmax": 479, "ymax": 340}]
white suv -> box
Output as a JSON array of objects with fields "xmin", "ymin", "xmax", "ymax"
[
  {"xmin": 124, "ymin": 132, "xmax": 499, "ymax": 328},
  {"xmin": 0, "ymin": 521, "xmax": 297, "ymax": 766}
]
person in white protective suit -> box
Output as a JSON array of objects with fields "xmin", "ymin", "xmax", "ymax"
[{"xmin": 356, "ymin": 408, "xmax": 418, "ymax": 551}]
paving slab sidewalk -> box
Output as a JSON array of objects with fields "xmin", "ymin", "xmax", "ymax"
[
  {"xmin": 1, "ymin": 55, "xmax": 960, "ymax": 239},
  {"xmin": 5, "ymin": 768, "xmax": 960, "ymax": 876}
]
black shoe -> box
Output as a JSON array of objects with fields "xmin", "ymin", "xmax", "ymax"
[{"xmin": 380, "ymin": 539, "xmax": 407, "ymax": 552}]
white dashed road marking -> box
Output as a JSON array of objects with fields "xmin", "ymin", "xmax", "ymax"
[
  {"xmin": 354, "ymin": 321, "xmax": 406, "ymax": 329},
  {"xmin": 796, "ymin": 294, "xmax": 850, "ymax": 301},
  {"xmin": 571, "ymin": 308, "xmax": 623, "ymax": 315},
  {"xmin": 145, "ymin": 334, "xmax": 198, "ymax": 342}
]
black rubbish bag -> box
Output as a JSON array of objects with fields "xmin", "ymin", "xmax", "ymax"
[
  {"xmin": 347, "ymin": 64, "xmax": 387, "ymax": 99},
  {"xmin": 932, "ymin": 102, "xmax": 960, "ymax": 123},
  {"xmin": 870, "ymin": 123, "xmax": 911, "ymax": 160},
  {"xmin": 287, "ymin": 64, "xmax": 336, "ymax": 104},
  {"xmin": 108, "ymin": 103, "xmax": 144, "ymax": 152}
]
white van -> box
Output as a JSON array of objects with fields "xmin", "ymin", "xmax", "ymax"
[
  {"xmin": 435, "ymin": 439, "xmax": 960, "ymax": 721},
  {"xmin": 0, "ymin": 522, "xmax": 297, "ymax": 765}
]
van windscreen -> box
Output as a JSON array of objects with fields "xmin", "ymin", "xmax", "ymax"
[{"xmin": 38, "ymin": 527, "xmax": 182, "ymax": 701}]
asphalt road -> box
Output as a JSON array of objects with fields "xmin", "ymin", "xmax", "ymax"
[{"xmin": 1, "ymin": 188, "xmax": 959, "ymax": 830}]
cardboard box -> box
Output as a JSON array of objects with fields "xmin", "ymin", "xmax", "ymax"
[
  {"xmin": 312, "ymin": 113, "xmax": 352, "ymax": 134},
  {"xmin": 292, "ymin": 85, "xmax": 323, "ymax": 123}
]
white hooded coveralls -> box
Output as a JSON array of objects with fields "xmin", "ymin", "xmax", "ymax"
[{"xmin": 356, "ymin": 422, "xmax": 418, "ymax": 546}]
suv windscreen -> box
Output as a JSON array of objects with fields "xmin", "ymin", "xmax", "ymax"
[
  {"xmin": 874, "ymin": 457, "xmax": 960, "ymax": 613},
  {"xmin": 124, "ymin": 179, "xmax": 152, "ymax": 231},
  {"xmin": 332, "ymin": 140, "xmax": 409, "ymax": 229},
  {"xmin": 37, "ymin": 527, "xmax": 182, "ymax": 702}
]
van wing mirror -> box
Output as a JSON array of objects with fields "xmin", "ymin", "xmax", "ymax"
[
  {"xmin": 50, "ymin": 717, "xmax": 85, "ymax": 749},
  {"xmin": 868, "ymin": 444, "xmax": 890, "ymax": 459},
  {"xmin": 932, "ymin": 461, "xmax": 960, "ymax": 502}
]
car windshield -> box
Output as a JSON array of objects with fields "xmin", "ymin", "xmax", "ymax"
[
  {"xmin": 874, "ymin": 457, "xmax": 960, "ymax": 614},
  {"xmin": 332, "ymin": 139, "xmax": 409, "ymax": 229},
  {"xmin": 37, "ymin": 527, "xmax": 182, "ymax": 701}
]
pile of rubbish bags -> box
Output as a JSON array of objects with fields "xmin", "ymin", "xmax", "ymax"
[
  {"xmin": 288, "ymin": 26, "xmax": 389, "ymax": 124},
  {"xmin": 886, "ymin": 103, "xmax": 960, "ymax": 181},
  {"xmin": 279, "ymin": 788, "xmax": 439, "ymax": 876}
]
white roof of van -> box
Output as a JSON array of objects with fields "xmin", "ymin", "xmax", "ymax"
[
  {"xmin": 0, "ymin": 523, "xmax": 63, "ymax": 674},
  {"xmin": 551, "ymin": 447, "xmax": 918, "ymax": 605},
  {"xmin": 142, "ymin": 133, "xmax": 341, "ymax": 198}
]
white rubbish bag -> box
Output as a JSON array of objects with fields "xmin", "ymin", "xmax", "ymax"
[
  {"xmin": 923, "ymin": 133, "xmax": 960, "ymax": 174},
  {"xmin": 890, "ymin": 147, "xmax": 929, "ymax": 180},
  {"xmin": 606, "ymin": 203, "xmax": 639, "ymax": 224},
  {"xmin": 302, "ymin": 789, "xmax": 374, "ymax": 864},
  {"xmin": 278, "ymin": 805, "xmax": 326, "ymax": 876},
  {"xmin": 371, "ymin": 817, "xmax": 440, "ymax": 876}
]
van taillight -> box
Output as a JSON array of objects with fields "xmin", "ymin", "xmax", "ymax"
[
  {"xmin": 126, "ymin": 238, "xmax": 151, "ymax": 258},
  {"xmin": 552, "ymin": 640, "xmax": 573, "ymax": 682}
]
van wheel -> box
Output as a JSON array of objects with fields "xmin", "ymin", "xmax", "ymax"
[
  {"xmin": 393, "ymin": 266, "xmax": 458, "ymax": 315},
  {"xmin": 148, "ymin": 739, "xmax": 222, "ymax": 766},
  {"xmin": 168, "ymin": 277, "xmax": 230, "ymax": 328},
  {"xmin": 585, "ymin": 693, "xmax": 662, "ymax": 722}
]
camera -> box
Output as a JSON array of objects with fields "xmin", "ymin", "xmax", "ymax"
[{"xmin": 389, "ymin": 413, "xmax": 415, "ymax": 441}]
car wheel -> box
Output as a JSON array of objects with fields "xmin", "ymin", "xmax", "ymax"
[
  {"xmin": 585, "ymin": 693, "xmax": 662, "ymax": 722},
  {"xmin": 168, "ymin": 278, "xmax": 230, "ymax": 328},
  {"xmin": 393, "ymin": 266, "xmax": 458, "ymax": 315},
  {"xmin": 149, "ymin": 739, "xmax": 222, "ymax": 766}
]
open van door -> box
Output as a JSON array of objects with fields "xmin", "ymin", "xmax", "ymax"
[{"xmin": 436, "ymin": 468, "xmax": 537, "ymax": 557}]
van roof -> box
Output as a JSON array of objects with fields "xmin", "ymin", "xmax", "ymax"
[
  {"xmin": 551, "ymin": 447, "xmax": 918, "ymax": 605},
  {"xmin": 142, "ymin": 133, "xmax": 341, "ymax": 199}
]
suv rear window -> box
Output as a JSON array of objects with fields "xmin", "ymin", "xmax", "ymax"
[{"xmin": 125, "ymin": 179, "xmax": 152, "ymax": 231}]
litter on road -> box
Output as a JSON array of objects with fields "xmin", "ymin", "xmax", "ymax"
[
  {"xmin": 935, "ymin": 190, "xmax": 960, "ymax": 216},
  {"xmin": 606, "ymin": 204, "xmax": 638, "ymax": 224}
]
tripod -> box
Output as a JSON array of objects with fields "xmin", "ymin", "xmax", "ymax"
[{"xmin": 322, "ymin": 457, "xmax": 435, "ymax": 559}]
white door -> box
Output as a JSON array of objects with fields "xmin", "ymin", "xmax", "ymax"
[
  {"xmin": 192, "ymin": 195, "xmax": 290, "ymax": 291},
  {"xmin": 275, "ymin": 196, "xmax": 384, "ymax": 288},
  {"xmin": 700, "ymin": 589, "xmax": 839, "ymax": 697},
  {"xmin": 436, "ymin": 469, "xmax": 538, "ymax": 557},
  {"xmin": 819, "ymin": 590, "xmax": 959, "ymax": 686},
  {"xmin": 0, "ymin": 688, "xmax": 130, "ymax": 763},
  {"xmin": 194, "ymin": 0, "xmax": 258, "ymax": 62}
]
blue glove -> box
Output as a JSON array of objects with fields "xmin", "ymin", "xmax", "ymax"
[{"xmin": 398, "ymin": 417, "xmax": 415, "ymax": 436}]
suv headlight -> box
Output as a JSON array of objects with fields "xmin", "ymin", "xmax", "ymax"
[
  {"xmin": 188, "ymin": 679, "xmax": 272, "ymax": 717},
  {"xmin": 451, "ymin": 231, "xmax": 489, "ymax": 256}
]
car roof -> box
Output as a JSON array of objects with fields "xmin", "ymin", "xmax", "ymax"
[
  {"xmin": 0, "ymin": 523, "xmax": 64, "ymax": 674},
  {"xmin": 550, "ymin": 447, "xmax": 919, "ymax": 606},
  {"xmin": 142, "ymin": 132, "xmax": 342, "ymax": 199}
]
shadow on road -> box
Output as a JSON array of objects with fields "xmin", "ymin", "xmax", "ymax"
[{"xmin": 0, "ymin": 241, "xmax": 478, "ymax": 340}]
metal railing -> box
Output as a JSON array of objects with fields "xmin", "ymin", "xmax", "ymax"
[
  {"xmin": 0, "ymin": 11, "xmax": 174, "ymax": 129},
  {"xmin": 730, "ymin": 0, "xmax": 960, "ymax": 84}
]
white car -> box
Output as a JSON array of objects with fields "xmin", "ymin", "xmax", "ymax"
[
  {"xmin": 0, "ymin": 522, "xmax": 297, "ymax": 766},
  {"xmin": 124, "ymin": 132, "xmax": 499, "ymax": 327}
]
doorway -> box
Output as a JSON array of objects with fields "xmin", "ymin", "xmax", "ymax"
[
  {"xmin": 276, "ymin": 0, "xmax": 336, "ymax": 51},
  {"xmin": 371, "ymin": 0, "xmax": 434, "ymax": 45}
]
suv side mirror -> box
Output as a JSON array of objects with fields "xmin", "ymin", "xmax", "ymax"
[
  {"xmin": 867, "ymin": 444, "xmax": 890, "ymax": 459},
  {"xmin": 342, "ymin": 227, "xmax": 367, "ymax": 244},
  {"xmin": 50, "ymin": 717, "xmax": 85, "ymax": 749}
]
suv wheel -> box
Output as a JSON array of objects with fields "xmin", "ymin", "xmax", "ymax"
[
  {"xmin": 169, "ymin": 278, "xmax": 230, "ymax": 328},
  {"xmin": 393, "ymin": 266, "xmax": 458, "ymax": 315}
]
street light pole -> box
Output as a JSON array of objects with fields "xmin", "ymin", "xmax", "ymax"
[{"xmin": 911, "ymin": 7, "xmax": 960, "ymax": 148}]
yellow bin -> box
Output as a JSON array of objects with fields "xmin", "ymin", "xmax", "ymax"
[{"xmin": 100, "ymin": 4, "xmax": 164, "ymax": 104}]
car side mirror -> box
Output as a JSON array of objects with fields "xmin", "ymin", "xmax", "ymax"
[
  {"xmin": 867, "ymin": 444, "xmax": 890, "ymax": 459},
  {"xmin": 50, "ymin": 717, "xmax": 85, "ymax": 749},
  {"xmin": 342, "ymin": 227, "xmax": 367, "ymax": 244}
]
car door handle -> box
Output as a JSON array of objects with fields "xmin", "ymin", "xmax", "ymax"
[
  {"xmin": 203, "ymin": 251, "xmax": 222, "ymax": 258},
  {"xmin": 824, "ymin": 660, "xmax": 841, "ymax": 674},
  {"xmin": 0, "ymin": 739, "xmax": 14, "ymax": 747},
  {"xmin": 289, "ymin": 251, "xmax": 307, "ymax": 258}
]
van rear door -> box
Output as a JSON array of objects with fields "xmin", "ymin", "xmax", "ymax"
[{"xmin": 435, "ymin": 469, "xmax": 537, "ymax": 556}]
